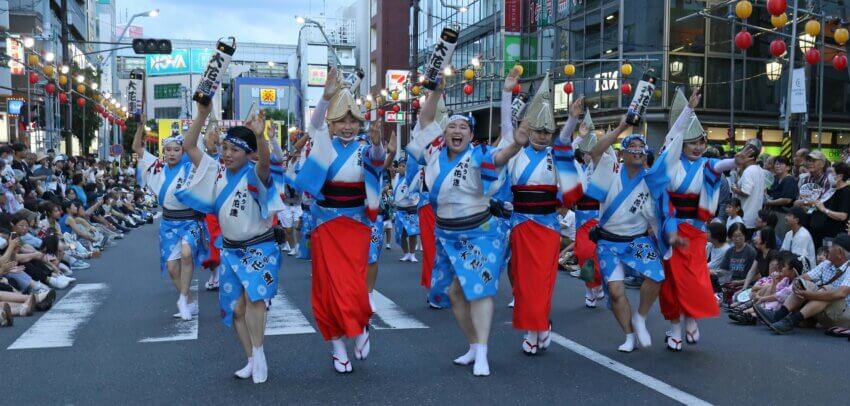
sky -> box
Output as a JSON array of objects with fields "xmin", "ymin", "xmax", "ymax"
[{"xmin": 114, "ymin": 0, "xmax": 353, "ymax": 45}]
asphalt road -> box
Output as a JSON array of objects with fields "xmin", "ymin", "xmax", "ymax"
[{"xmin": 2, "ymin": 220, "xmax": 848, "ymax": 405}]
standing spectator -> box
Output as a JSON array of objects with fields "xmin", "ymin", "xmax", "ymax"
[
  {"xmin": 731, "ymin": 142, "xmax": 765, "ymax": 236},
  {"xmin": 795, "ymin": 150, "xmax": 833, "ymax": 206},
  {"xmin": 809, "ymin": 162, "xmax": 850, "ymax": 250},
  {"xmin": 781, "ymin": 206, "xmax": 816, "ymax": 271},
  {"xmin": 765, "ymin": 156, "xmax": 798, "ymax": 236}
]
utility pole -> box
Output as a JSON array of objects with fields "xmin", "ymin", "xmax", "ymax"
[
  {"xmin": 60, "ymin": 0, "xmax": 71, "ymax": 155},
  {"xmin": 410, "ymin": 0, "xmax": 419, "ymax": 145}
]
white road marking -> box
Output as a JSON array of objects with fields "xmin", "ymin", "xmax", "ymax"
[
  {"xmin": 139, "ymin": 281, "xmax": 199, "ymax": 343},
  {"xmin": 549, "ymin": 332, "xmax": 712, "ymax": 406},
  {"xmin": 8, "ymin": 283, "xmax": 110, "ymax": 350},
  {"xmin": 265, "ymin": 290, "xmax": 316, "ymax": 336},
  {"xmin": 370, "ymin": 290, "xmax": 428, "ymax": 330}
]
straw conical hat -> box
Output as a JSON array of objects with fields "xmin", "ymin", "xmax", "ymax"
[{"xmin": 525, "ymin": 72, "xmax": 555, "ymax": 133}]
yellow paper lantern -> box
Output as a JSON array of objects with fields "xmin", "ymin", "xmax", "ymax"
[
  {"xmin": 43, "ymin": 65, "xmax": 54, "ymax": 77},
  {"xmin": 771, "ymin": 13, "xmax": 787, "ymax": 29},
  {"xmin": 654, "ymin": 89, "xmax": 662, "ymax": 99},
  {"xmin": 364, "ymin": 100, "xmax": 372, "ymax": 109},
  {"xmin": 27, "ymin": 54, "xmax": 39, "ymax": 66},
  {"xmin": 411, "ymin": 85, "xmax": 421, "ymax": 96},
  {"xmin": 391, "ymin": 90, "xmax": 399, "ymax": 101},
  {"xmin": 76, "ymin": 83, "xmax": 86, "ymax": 93},
  {"xmin": 513, "ymin": 64, "xmax": 524, "ymax": 76},
  {"xmin": 805, "ymin": 20, "xmax": 821, "ymax": 37},
  {"xmin": 564, "ymin": 64, "xmax": 576, "ymax": 77},
  {"xmin": 463, "ymin": 68, "xmax": 475, "ymax": 80},
  {"xmin": 94, "ymin": 94, "xmax": 101, "ymax": 102},
  {"xmin": 735, "ymin": 1, "xmax": 752, "ymax": 19},
  {"xmin": 835, "ymin": 28, "xmax": 849, "ymax": 46},
  {"xmin": 620, "ymin": 63, "xmax": 633, "ymax": 77},
  {"xmin": 58, "ymin": 75, "xmax": 68, "ymax": 86}
]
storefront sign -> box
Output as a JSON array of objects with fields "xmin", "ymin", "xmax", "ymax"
[
  {"xmin": 259, "ymin": 88, "xmax": 277, "ymax": 107},
  {"xmin": 504, "ymin": 0, "xmax": 522, "ymax": 33},
  {"xmin": 6, "ymin": 39, "xmax": 24, "ymax": 75},
  {"xmin": 385, "ymin": 70, "xmax": 409, "ymax": 100},
  {"xmin": 308, "ymin": 66, "xmax": 328, "ymax": 86},
  {"xmin": 790, "ymin": 67, "xmax": 807, "ymax": 114}
]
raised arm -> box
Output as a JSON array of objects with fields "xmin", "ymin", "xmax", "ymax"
[
  {"xmin": 383, "ymin": 129, "xmax": 397, "ymax": 170},
  {"xmin": 267, "ymin": 123, "xmax": 286, "ymax": 162},
  {"xmin": 418, "ymin": 81, "xmax": 444, "ymax": 129},
  {"xmin": 493, "ymin": 119, "xmax": 529, "ymax": 167},
  {"xmin": 182, "ymin": 102, "xmax": 213, "ymax": 166},
  {"xmin": 131, "ymin": 114, "xmax": 147, "ymax": 156},
  {"xmin": 591, "ymin": 116, "xmax": 630, "ymax": 165},
  {"xmin": 246, "ymin": 110, "xmax": 270, "ymax": 184},
  {"xmin": 498, "ymin": 67, "xmax": 522, "ymax": 147},
  {"xmin": 292, "ymin": 132, "xmax": 310, "ymax": 152},
  {"xmin": 559, "ymin": 97, "xmax": 584, "ymax": 145}
]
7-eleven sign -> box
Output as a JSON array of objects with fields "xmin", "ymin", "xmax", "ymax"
[{"xmin": 385, "ymin": 69, "xmax": 409, "ymax": 101}]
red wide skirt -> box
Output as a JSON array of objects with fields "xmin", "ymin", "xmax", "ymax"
[
  {"xmin": 659, "ymin": 222, "xmax": 720, "ymax": 321},
  {"xmin": 509, "ymin": 221, "xmax": 560, "ymax": 331},
  {"xmin": 574, "ymin": 219, "xmax": 602, "ymax": 289},
  {"xmin": 418, "ymin": 204, "xmax": 436, "ymax": 289}
]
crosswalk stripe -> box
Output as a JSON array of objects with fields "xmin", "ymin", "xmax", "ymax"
[
  {"xmin": 139, "ymin": 281, "xmax": 199, "ymax": 343},
  {"xmin": 370, "ymin": 290, "xmax": 428, "ymax": 330},
  {"xmin": 265, "ymin": 290, "xmax": 317, "ymax": 336},
  {"xmin": 8, "ymin": 283, "xmax": 110, "ymax": 350}
]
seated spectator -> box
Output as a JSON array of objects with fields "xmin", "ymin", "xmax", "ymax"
[
  {"xmin": 755, "ymin": 209, "xmax": 781, "ymax": 247},
  {"xmin": 742, "ymin": 227, "xmax": 778, "ymax": 290},
  {"xmin": 795, "ymin": 150, "xmax": 834, "ymax": 208},
  {"xmin": 707, "ymin": 221, "xmax": 730, "ymax": 270},
  {"xmin": 781, "ymin": 206, "xmax": 816, "ymax": 271},
  {"xmin": 713, "ymin": 223, "xmax": 757, "ymax": 294},
  {"xmin": 729, "ymin": 250, "xmax": 801, "ymax": 324},
  {"xmin": 755, "ymin": 233, "xmax": 850, "ymax": 334},
  {"xmin": 726, "ymin": 198, "xmax": 744, "ymax": 231},
  {"xmin": 809, "ymin": 162, "xmax": 850, "ymax": 250}
]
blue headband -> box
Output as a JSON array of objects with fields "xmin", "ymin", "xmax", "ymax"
[
  {"xmin": 163, "ymin": 135, "xmax": 183, "ymax": 146},
  {"xmin": 621, "ymin": 134, "xmax": 648, "ymax": 152},
  {"xmin": 224, "ymin": 134, "xmax": 254, "ymax": 153},
  {"xmin": 448, "ymin": 113, "xmax": 476, "ymax": 132}
]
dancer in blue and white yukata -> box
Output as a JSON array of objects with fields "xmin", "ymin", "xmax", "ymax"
[
  {"xmin": 177, "ymin": 102, "xmax": 285, "ymax": 384},
  {"xmin": 392, "ymin": 157, "xmax": 421, "ymax": 263},
  {"xmin": 586, "ymin": 113, "xmax": 680, "ymax": 353},
  {"xmin": 364, "ymin": 129, "xmax": 397, "ymax": 311},
  {"xmin": 407, "ymin": 81, "xmax": 526, "ymax": 377},
  {"xmin": 133, "ymin": 114, "xmax": 207, "ymax": 322}
]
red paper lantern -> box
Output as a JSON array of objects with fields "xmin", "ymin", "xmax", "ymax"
[
  {"xmin": 766, "ymin": 0, "xmax": 787, "ymax": 16},
  {"xmin": 463, "ymin": 84, "xmax": 474, "ymax": 95},
  {"xmin": 392, "ymin": 104, "xmax": 401, "ymax": 113},
  {"xmin": 121, "ymin": 125, "xmax": 128, "ymax": 132},
  {"xmin": 769, "ymin": 39, "xmax": 787, "ymax": 58},
  {"xmin": 805, "ymin": 47, "xmax": 821, "ymax": 65},
  {"xmin": 108, "ymin": 116, "xmax": 115, "ymax": 124},
  {"xmin": 45, "ymin": 83, "xmax": 56, "ymax": 95},
  {"xmin": 512, "ymin": 84, "xmax": 521, "ymax": 95},
  {"xmin": 735, "ymin": 30, "xmax": 753, "ymax": 50},
  {"xmin": 376, "ymin": 108, "xmax": 385, "ymax": 117},
  {"xmin": 58, "ymin": 92, "xmax": 68, "ymax": 104},
  {"xmin": 563, "ymin": 82, "xmax": 574, "ymax": 94},
  {"xmin": 364, "ymin": 111, "xmax": 371, "ymax": 120},
  {"xmin": 76, "ymin": 98, "xmax": 86, "ymax": 107},
  {"xmin": 621, "ymin": 82, "xmax": 632, "ymax": 96},
  {"xmin": 834, "ymin": 53, "xmax": 848, "ymax": 71},
  {"xmin": 411, "ymin": 99, "xmax": 420, "ymax": 110},
  {"xmin": 28, "ymin": 72, "xmax": 39, "ymax": 85}
]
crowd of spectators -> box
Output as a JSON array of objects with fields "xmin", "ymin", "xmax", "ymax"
[{"xmin": 0, "ymin": 143, "xmax": 156, "ymax": 327}]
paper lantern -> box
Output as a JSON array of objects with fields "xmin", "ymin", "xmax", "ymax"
[
  {"xmin": 58, "ymin": 92, "xmax": 68, "ymax": 104},
  {"xmin": 735, "ymin": 30, "xmax": 753, "ymax": 50},
  {"xmin": 392, "ymin": 104, "xmax": 401, "ymax": 113},
  {"xmin": 620, "ymin": 63, "xmax": 633, "ymax": 77},
  {"xmin": 94, "ymin": 94, "xmax": 101, "ymax": 102},
  {"xmin": 805, "ymin": 20, "xmax": 821, "ymax": 37},
  {"xmin": 512, "ymin": 84, "xmax": 521, "ymax": 95},
  {"xmin": 806, "ymin": 47, "xmax": 821, "ymax": 65},
  {"xmin": 364, "ymin": 100, "xmax": 372, "ymax": 109},
  {"xmin": 76, "ymin": 84, "xmax": 86, "ymax": 93},
  {"xmin": 735, "ymin": 1, "xmax": 752, "ymax": 19},
  {"xmin": 58, "ymin": 75, "xmax": 67, "ymax": 86},
  {"xmin": 621, "ymin": 82, "xmax": 632, "ymax": 96},
  {"xmin": 364, "ymin": 111, "xmax": 371, "ymax": 121},
  {"xmin": 513, "ymin": 64, "xmax": 523, "ymax": 76},
  {"xmin": 391, "ymin": 90, "xmax": 399, "ymax": 101},
  {"xmin": 834, "ymin": 53, "xmax": 848, "ymax": 71},
  {"xmin": 835, "ymin": 28, "xmax": 849, "ymax": 46},
  {"xmin": 463, "ymin": 84, "xmax": 474, "ymax": 95},
  {"xmin": 766, "ymin": 0, "xmax": 787, "ymax": 16},
  {"xmin": 76, "ymin": 98, "xmax": 86, "ymax": 107},
  {"xmin": 771, "ymin": 13, "xmax": 788, "ymax": 29},
  {"xmin": 564, "ymin": 64, "xmax": 576, "ymax": 77},
  {"xmin": 411, "ymin": 85, "xmax": 421, "ymax": 96},
  {"xmin": 28, "ymin": 72, "xmax": 39, "ymax": 84},
  {"xmin": 770, "ymin": 39, "xmax": 787, "ymax": 58},
  {"xmin": 463, "ymin": 68, "xmax": 475, "ymax": 80},
  {"xmin": 27, "ymin": 54, "xmax": 39, "ymax": 66},
  {"xmin": 411, "ymin": 99, "xmax": 420, "ymax": 110},
  {"xmin": 45, "ymin": 83, "xmax": 56, "ymax": 95},
  {"xmin": 563, "ymin": 82, "xmax": 574, "ymax": 94},
  {"xmin": 43, "ymin": 65, "xmax": 54, "ymax": 77},
  {"xmin": 376, "ymin": 108, "xmax": 385, "ymax": 117}
]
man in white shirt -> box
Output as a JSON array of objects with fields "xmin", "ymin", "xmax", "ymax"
[
  {"xmin": 780, "ymin": 206, "xmax": 816, "ymax": 270},
  {"xmin": 731, "ymin": 140, "xmax": 764, "ymax": 235}
]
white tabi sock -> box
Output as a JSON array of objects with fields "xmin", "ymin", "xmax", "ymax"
[
  {"xmin": 252, "ymin": 346, "xmax": 268, "ymax": 384},
  {"xmin": 618, "ymin": 333, "xmax": 636, "ymax": 353},
  {"xmin": 331, "ymin": 339, "xmax": 351, "ymax": 373},
  {"xmin": 453, "ymin": 343, "xmax": 478, "ymax": 365},
  {"xmin": 523, "ymin": 331, "xmax": 539, "ymax": 354},
  {"xmin": 473, "ymin": 344, "xmax": 490, "ymax": 376},
  {"xmin": 234, "ymin": 357, "xmax": 253, "ymax": 379},
  {"xmin": 631, "ymin": 312, "xmax": 651, "ymax": 348}
]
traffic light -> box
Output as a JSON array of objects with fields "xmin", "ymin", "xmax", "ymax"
[{"xmin": 132, "ymin": 39, "xmax": 172, "ymax": 55}]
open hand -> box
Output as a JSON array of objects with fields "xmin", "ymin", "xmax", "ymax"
[
  {"xmin": 246, "ymin": 110, "xmax": 267, "ymax": 138},
  {"xmin": 514, "ymin": 120, "xmax": 530, "ymax": 147},
  {"xmin": 569, "ymin": 96, "xmax": 585, "ymax": 118},
  {"xmin": 503, "ymin": 66, "xmax": 521, "ymax": 93},
  {"xmin": 689, "ymin": 87, "xmax": 702, "ymax": 108},
  {"xmin": 323, "ymin": 67, "xmax": 342, "ymax": 101},
  {"xmin": 386, "ymin": 130, "xmax": 397, "ymax": 155}
]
